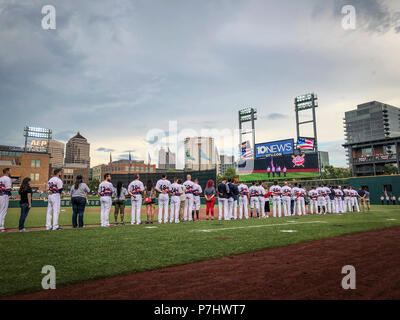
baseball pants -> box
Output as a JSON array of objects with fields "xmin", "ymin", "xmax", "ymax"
[
  {"xmin": 250, "ymin": 197, "xmax": 260, "ymax": 217},
  {"xmin": 238, "ymin": 196, "xmax": 248, "ymax": 219},
  {"xmin": 131, "ymin": 195, "xmax": 142, "ymax": 224},
  {"xmin": 344, "ymin": 197, "xmax": 352, "ymax": 212},
  {"xmin": 218, "ymin": 198, "xmax": 229, "ymax": 220},
  {"xmin": 317, "ymin": 197, "xmax": 327, "ymax": 214},
  {"xmin": 272, "ymin": 196, "xmax": 281, "ymax": 217},
  {"xmin": 259, "ymin": 196, "xmax": 266, "ymax": 217},
  {"xmin": 184, "ymin": 194, "xmax": 194, "ymax": 221},
  {"xmin": 100, "ymin": 196, "xmax": 111, "ymax": 227},
  {"xmin": 158, "ymin": 194, "xmax": 169, "ymax": 223},
  {"xmin": 194, "ymin": 196, "xmax": 201, "ymax": 210},
  {"xmin": 297, "ymin": 197, "xmax": 306, "ymax": 215},
  {"xmin": 46, "ymin": 193, "xmax": 61, "ymax": 230},
  {"xmin": 0, "ymin": 195, "xmax": 9, "ymax": 230},
  {"xmin": 282, "ymin": 196, "xmax": 291, "ymax": 216},
  {"xmin": 310, "ymin": 199, "xmax": 318, "ymax": 214},
  {"xmin": 353, "ymin": 197, "xmax": 360, "ymax": 212},
  {"xmin": 325, "ymin": 196, "xmax": 332, "ymax": 213},
  {"xmin": 170, "ymin": 196, "xmax": 180, "ymax": 223},
  {"xmin": 228, "ymin": 199, "xmax": 238, "ymax": 219}
]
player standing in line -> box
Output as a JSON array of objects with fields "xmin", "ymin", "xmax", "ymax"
[
  {"xmin": 338, "ymin": 186, "xmax": 345, "ymax": 212},
  {"xmin": 192, "ymin": 178, "xmax": 202, "ymax": 221},
  {"xmin": 291, "ymin": 183, "xmax": 300, "ymax": 215},
  {"xmin": 170, "ymin": 177, "xmax": 182, "ymax": 223},
  {"xmin": 269, "ymin": 181, "xmax": 282, "ymax": 218},
  {"xmin": 98, "ymin": 173, "xmax": 114, "ymax": 227},
  {"xmin": 155, "ymin": 174, "xmax": 171, "ymax": 224},
  {"xmin": 227, "ymin": 179, "xmax": 239, "ymax": 220},
  {"xmin": 323, "ymin": 185, "xmax": 332, "ymax": 213},
  {"xmin": 183, "ymin": 175, "xmax": 195, "ymax": 221},
  {"xmin": 0, "ymin": 168, "xmax": 12, "ymax": 232},
  {"xmin": 343, "ymin": 186, "xmax": 352, "ymax": 213},
  {"xmin": 298, "ymin": 184, "xmax": 306, "ymax": 215},
  {"xmin": 249, "ymin": 182, "xmax": 260, "ymax": 218},
  {"xmin": 308, "ymin": 187, "xmax": 318, "ymax": 214},
  {"xmin": 350, "ymin": 187, "xmax": 360, "ymax": 212},
  {"xmin": 46, "ymin": 168, "xmax": 64, "ymax": 230},
  {"xmin": 237, "ymin": 182, "xmax": 249, "ymax": 219},
  {"xmin": 316, "ymin": 184, "xmax": 327, "ymax": 214},
  {"xmin": 281, "ymin": 182, "xmax": 292, "ymax": 216},
  {"xmin": 128, "ymin": 174, "xmax": 145, "ymax": 225},
  {"xmin": 217, "ymin": 178, "xmax": 230, "ymax": 220},
  {"xmin": 258, "ymin": 182, "xmax": 266, "ymax": 218}
]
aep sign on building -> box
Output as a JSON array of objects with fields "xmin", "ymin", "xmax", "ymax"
[{"xmin": 255, "ymin": 139, "xmax": 294, "ymax": 158}]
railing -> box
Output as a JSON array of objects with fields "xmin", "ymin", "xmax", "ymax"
[{"xmin": 353, "ymin": 154, "xmax": 397, "ymax": 164}]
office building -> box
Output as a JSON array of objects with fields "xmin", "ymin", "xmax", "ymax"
[
  {"xmin": 184, "ymin": 137, "xmax": 217, "ymax": 171},
  {"xmin": 158, "ymin": 147, "xmax": 176, "ymax": 170},
  {"xmin": 65, "ymin": 132, "xmax": 90, "ymax": 168}
]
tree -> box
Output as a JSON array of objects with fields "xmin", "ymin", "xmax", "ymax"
[
  {"xmin": 223, "ymin": 166, "xmax": 238, "ymax": 181},
  {"xmin": 321, "ymin": 165, "xmax": 351, "ymax": 179},
  {"xmin": 88, "ymin": 179, "xmax": 100, "ymax": 193},
  {"xmin": 384, "ymin": 164, "xmax": 398, "ymax": 175}
]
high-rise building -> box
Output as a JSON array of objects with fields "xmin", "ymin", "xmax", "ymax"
[
  {"xmin": 343, "ymin": 101, "xmax": 400, "ymax": 176},
  {"xmin": 218, "ymin": 154, "xmax": 236, "ymax": 176},
  {"xmin": 158, "ymin": 147, "xmax": 176, "ymax": 170},
  {"xmin": 184, "ymin": 137, "xmax": 217, "ymax": 171},
  {"xmin": 48, "ymin": 139, "xmax": 65, "ymax": 168},
  {"xmin": 65, "ymin": 132, "xmax": 90, "ymax": 168}
]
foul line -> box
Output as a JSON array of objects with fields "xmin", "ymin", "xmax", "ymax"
[{"xmin": 193, "ymin": 221, "xmax": 327, "ymax": 233}]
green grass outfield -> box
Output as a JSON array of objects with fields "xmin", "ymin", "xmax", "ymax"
[
  {"xmin": 0, "ymin": 205, "xmax": 399, "ymax": 297},
  {"xmin": 239, "ymin": 171, "xmax": 319, "ymax": 182}
]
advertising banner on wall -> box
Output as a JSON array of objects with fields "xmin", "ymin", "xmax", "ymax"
[{"xmin": 255, "ymin": 139, "xmax": 294, "ymax": 158}]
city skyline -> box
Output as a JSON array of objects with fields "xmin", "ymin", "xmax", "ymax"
[{"xmin": 1, "ymin": 1, "xmax": 400, "ymax": 167}]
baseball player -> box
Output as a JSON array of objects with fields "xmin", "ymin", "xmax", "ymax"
[
  {"xmin": 281, "ymin": 182, "xmax": 292, "ymax": 216},
  {"xmin": 237, "ymin": 182, "xmax": 249, "ymax": 219},
  {"xmin": 269, "ymin": 181, "xmax": 282, "ymax": 218},
  {"xmin": 308, "ymin": 187, "xmax": 318, "ymax": 214},
  {"xmin": 249, "ymin": 182, "xmax": 260, "ymax": 218},
  {"xmin": 258, "ymin": 182, "xmax": 266, "ymax": 218},
  {"xmin": 333, "ymin": 186, "xmax": 342, "ymax": 213},
  {"xmin": 291, "ymin": 183, "xmax": 301, "ymax": 215},
  {"xmin": 227, "ymin": 179, "xmax": 239, "ymax": 220},
  {"xmin": 323, "ymin": 185, "xmax": 332, "ymax": 213},
  {"xmin": 155, "ymin": 174, "xmax": 171, "ymax": 223},
  {"xmin": 128, "ymin": 174, "xmax": 145, "ymax": 225},
  {"xmin": 46, "ymin": 168, "xmax": 64, "ymax": 230},
  {"xmin": 217, "ymin": 178, "xmax": 230, "ymax": 220},
  {"xmin": 316, "ymin": 184, "xmax": 327, "ymax": 214},
  {"xmin": 350, "ymin": 187, "xmax": 360, "ymax": 212},
  {"xmin": 343, "ymin": 186, "xmax": 352, "ymax": 212},
  {"xmin": 338, "ymin": 186, "xmax": 345, "ymax": 213},
  {"xmin": 170, "ymin": 177, "xmax": 183, "ymax": 223},
  {"xmin": 98, "ymin": 173, "xmax": 114, "ymax": 227},
  {"xmin": 192, "ymin": 178, "xmax": 202, "ymax": 221},
  {"xmin": 0, "ymin": 168, "xmax": 12, "ymax": 232},
  {"xmin": 298, "ymin": 184, "xmax": 306, "ymax": 215},
  {"xmin": 183, "ymin": 175, "xmax": 195, "ymax": 221}
]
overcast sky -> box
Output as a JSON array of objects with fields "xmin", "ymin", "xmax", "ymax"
[{"xmin": 1, "ymin": 0, "xmax": 400, "ymax": 168}]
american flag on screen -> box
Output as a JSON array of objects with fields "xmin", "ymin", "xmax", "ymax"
[
  {"xmin": 297, "ymin": 137, "xmax": 314, "ymax": 150},
  {"xmin": 241, "ymin": 142, "xmax": 253, "ymax": 158}
]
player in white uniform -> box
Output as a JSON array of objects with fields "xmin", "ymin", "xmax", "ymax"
[
  {"xmin": 170, "ymin": 177, "xmax": 183, "ymax": 223},
  {"xmin": 291, "ymin": 184, "xmax": 300, "ymax": 215},
  {"xmin": 297, "ymin": 184, "xmax": 306, "ymax": 216},
  {"xmin": 238, "ymin": 183, "xmax": 249, "ymax": 219},
  {"xmin": 323, "ymin": 185, "xmax": 332, "ymax": 213},
  {"xmin": 155, "ymin": 174, "xmax": 171, "ymax": 223},
  {"xmin": 46, "ymin": 168, "xmax": 64, "ymax": 230},
  {"xmin": 98, "ymin": 173, "xmax": 114, "ymax": 227},
  {"xmin": 192, "ymin": 178, "xmax": 202, "ymax": 221},
  {"xmin": 316, "ymin": 185, "xmax": 327, "ymax": 214},
  {"xmin": 281, "ymin": 182, "xmax": 292, "ymax": 216},
  {"xmin": 308, "ymin": 188, "xmax": 318, "ymax": 214},
  {"xmin": 258, "ymin": 182, "xmax": 266, "ymax": 218},
  {"xmin": 248, "ymin": 182, "xmax": 260, "ymax": 218},
  {"xmin": 269, "ymin": 182, "xmax": 282, "ymax": 218},
  {"xmin": 217, "ymin": 178, "xmax": 230, "ymax": 220},
  {"xmin": 343, "ymin": 187, "xmax": 352, "ymax": 212},
  {"xmin": 350, "ymin": 187, "xmax": 360, "ymax": 212},
  {"xmin": 333, "ymin": 186, "xmax": 343, "ymax": 213},
  {"xmin": 128, "ymin": 174, "xmax": 145, "ymax": 225},
  {"xmin": 0, "ymin": 168, "xmax": 12, "ymax": 232},
  {"xmin": 183, "ymin": 175, "xmax": 195, "ymax": 221}
]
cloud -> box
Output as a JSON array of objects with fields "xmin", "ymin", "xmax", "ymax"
[
  {"xmin": 96, "ymin": 147, "xmax": 115, "ymax": 153},
  {"xmin": 267, "ymin": 113, "xmax": 289, "ymax": 120}
]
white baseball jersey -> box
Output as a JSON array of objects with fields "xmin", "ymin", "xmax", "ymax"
[
  {"xmin": 248, "ymin": 186, "xmax": 259, "ymax": 197},
  {"xmin": 323, "ymin": 187, "xmax": 331, "ymax": 197},
  {"xmin": 0, "ymin": 175, "xmax": 12, "ymax": 196},
  {"xmin": 183, "ymin": 180, "xmax": 195, "ymax": 194},
  {"xmin": 98, "ymin": 181, "xmax": 114, "ymax": 197},
  {"xmin": 238, "ymin": 184, "xmax": 249, "ymax": 196},
  {"xmin": 308, "ymin": 189, "xmax": 318, "ymax": 200},
  {"xmin": 170, "ymin": 183, "xmax": 183, "ymax": 196},
  {"xmin": 292, "ymin": 187, "xmax": 301, "ymax": 198},
  {"xmin": 128, "ymin": 180, "xmax": 145, "ymax": 195},
  {"xmin": 351, "ymin": 190, "xmax": 358, "ymax": 197},
  {"xmin": 299, "ymin": 188, "xmax": 306, "ymax": 197},
  {"xmin": 258, "ymin": 186, "xmax": 266, "ymax": 196},
  {"xmin": 343, "ymin": 188, "xmax": 351, "ymax": 197},
  {"xmin": 193, "ymin": 183, "xmax": 202, "ymax": 196},
  {"xmin": 156, "ymin": 179, "xmax": 171, "ymax": 194},
  {"xmin": 335, "ymin": 189, "xmax": 343, "ymax": 197},
  {"xmin": 316, "ymin": 187, "xmax": 325, "ymax": 198},
  {"xmin": 269, "ymin": 185, "xmax": 282, "ymax": 196},
  {"xmin": 281, "ymin": 186, "xmax": 292, "ymax": 197},
  {"xmin": 48, "ymin": 176, "xmax": 63, "ymax": 195}
]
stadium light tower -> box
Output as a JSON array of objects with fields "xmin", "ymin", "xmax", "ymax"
[
  {"xmin": 238, "ymin": 107, "xmax": 257, "ymax": 158},
  {"xmin": 294, "ymin": 93, "xmax": 318, "ymax": 152}
]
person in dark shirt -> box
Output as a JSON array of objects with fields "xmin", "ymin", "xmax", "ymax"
[
  {"xmin": 18, "ymin": 177, "xmax": 32, "ymax": 231},
  {"xmin": 217, "ymin": 178, "xmax": 230, "ymax": 220}
]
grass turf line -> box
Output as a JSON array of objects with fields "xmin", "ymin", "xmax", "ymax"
[{"xmin": 0, "ymin": 205, "xmax": 399, "ymax": 297}]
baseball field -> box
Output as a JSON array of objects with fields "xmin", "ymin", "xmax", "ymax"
[{"xmin": 1, "ymin": 204, "xmax": 399, "ymax": 299}]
